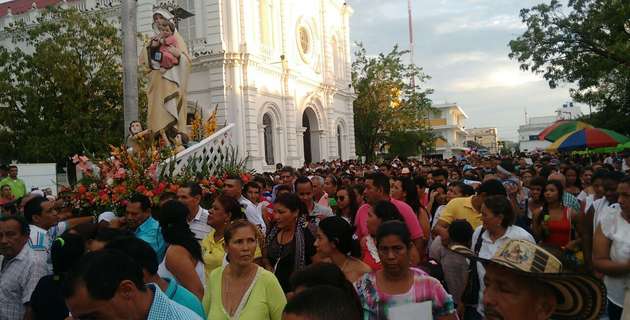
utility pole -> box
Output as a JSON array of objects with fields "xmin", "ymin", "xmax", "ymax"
[{"xmin": 122, "ymin": 0, "xmax": 138, "ymax": 137}]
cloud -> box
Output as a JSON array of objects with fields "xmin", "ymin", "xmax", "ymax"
[
  {"xmin": 449, "ymin": 67, "xmax": 543, "ymax": 91},
  {"xmin": 349, "ymin": 0, "xmax": 573, "ymax": 141},
  {"xmin": 434, "ymin": 14, "xmax": 525, "ymax": 34}
]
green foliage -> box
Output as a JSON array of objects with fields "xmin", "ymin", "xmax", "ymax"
[
  {"xmin": 386, "ymin": 130, "xmax": 436, "ymax": 160},
  {"xmin": 509, "ymin": 0, "xmax": 630, "ymax": 134},
  {"xmin": 0, "ymin": 7, "xmax": 136, "ymax": 164},
  {"xmin": 352, "ymin": 44, "xmax": 435, "ymax": 162}
]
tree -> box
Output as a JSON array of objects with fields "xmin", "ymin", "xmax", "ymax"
[
  {"xmin": 352, "ymin": 44, "xmax": 434, "ymax": 162},
  {"xmin": 508, "ymin": 0, "xmax": 630, "ymax": 134},
  {"xmin": 0, "ymin": 7, "xmax": 129, "ymax": 164}
]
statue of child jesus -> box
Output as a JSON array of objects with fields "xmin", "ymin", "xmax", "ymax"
[{"xmin": 149, "ymin": 19, "xmax": 180, "ymax": 71}]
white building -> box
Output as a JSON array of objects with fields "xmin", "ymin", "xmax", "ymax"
[
  {"xmin": 517, "ymin": 102, "xmax": 583, "ymax": 153},
  {"xmin": 428, "ymin": 103, "xmax": 469, "ymax": 158},
  {"xmin": 467, "ymin": 127, "xmax": 499, "ymax": 154},
  {"xmin": 0, "ymin": 0, "xmax": 357, "ymax": 172}
]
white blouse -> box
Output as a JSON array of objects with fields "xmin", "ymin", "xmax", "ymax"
[{"xmin": 599, "ymin": 204, "xmax": 630, "ymax": 307}]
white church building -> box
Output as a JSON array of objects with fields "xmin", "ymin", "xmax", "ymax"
[{"xmin": 0, "ymin": 0, "xmax": 357, "ymax": 172}]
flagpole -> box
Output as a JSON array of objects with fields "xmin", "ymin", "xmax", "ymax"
[{"xmin": 407, "ymin": 0, "xmax": 415, "ymax": 89}]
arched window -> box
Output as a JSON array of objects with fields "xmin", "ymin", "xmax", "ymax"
[
  {"xmin": 337, "ymin": 125, "xmax": 343, "ymax": 159},
  {"xmin": 259, "ymin": 0, "xmax": 273, "ymax": 47},
  {"xmin": 263, "ymin": 113, "xmax": 274, "ymax": 165},
  {"xmin": 332, "ymin": 37, "xmax": 338, "ymax": 78}
]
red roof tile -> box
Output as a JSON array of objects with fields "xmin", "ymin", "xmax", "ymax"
[{"xmin": 0, "ymin": 0, "xmax": 63, "ymax": 17}]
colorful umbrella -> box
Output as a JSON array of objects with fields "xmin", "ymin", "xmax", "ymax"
[
  {"xmin": 546, "ymin": 128, "xmax": 630, "ymax": 152},
  {"xmin": 538, "ymin": 120, "xmax": 592, "ymax": 142}
]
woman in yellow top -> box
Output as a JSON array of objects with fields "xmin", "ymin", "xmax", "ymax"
[
  {"xmin": 203, "ymin": 220, "xmax": 286, "ymax": 320},
  {"xmin": 202, "ymin": 195, "xmax": 262, "ymax": 279}
]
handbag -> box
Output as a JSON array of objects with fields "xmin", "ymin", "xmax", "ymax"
[{"xmin": 461, "ymin": 228, "xmax": 485, "ymax": 306}]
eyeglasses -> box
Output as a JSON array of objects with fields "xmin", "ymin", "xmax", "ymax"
[{"xmin": 337, "ymin": 196, "xmax": 346, "ymax": 201}]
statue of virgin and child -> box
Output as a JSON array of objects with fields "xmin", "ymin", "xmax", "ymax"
[{"xmin": 128, "ymin": 4, "xmax": 191, "ymax": 154}]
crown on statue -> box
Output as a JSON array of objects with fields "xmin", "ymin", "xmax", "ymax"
[
  {"xmin": 153, "ymin": 0, "xmax": 177, "ymax": 12},
  {"xmin": 153, "ymin": 0, "xmax": 195, "ymax": 22}
]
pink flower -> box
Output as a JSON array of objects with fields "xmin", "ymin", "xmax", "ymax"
[{"xmin": 113, "ymin": 168, "xmax": 126, "ymax": 179}]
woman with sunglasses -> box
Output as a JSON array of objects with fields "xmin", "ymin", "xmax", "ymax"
[{"xmin": 335, "ymin": 186, "xmax": 359, "ymax": 225}]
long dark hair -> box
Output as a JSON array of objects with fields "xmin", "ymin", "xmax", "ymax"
[
  {"xmin": 373, "ymin": 201, "xmax": 403, "ymax": 222},
  {"xmin": 318, "ymin": 216, "xmax": 361, "ymax": 258},
  {"xmin": 392, "ymin": 177, "xmax": 420, "ymax": 214},
  {"xmin": 158, "ymin": 200, "xmax": 202, "ymax": 262},
  {"xmin": 335, "ymin": 186, "xmax": 359, "ymax": 225},
  {"xmin": 537, "ymin": 180, "xmax": 565, "ymax": 228},
  {"xmin": 214, "ymin": 195, "xmax": 245, "ymax": 221},
  {"xmin": 563, "ymin": 166, "xmax": 582, "ymax": 189},
  {"xmin": 274, "ymin": 193, "xmax": 308, "ymax": 218},
  {"xmin": 428, "ymin": 184, "xmax": 448, "ymax": 217}
]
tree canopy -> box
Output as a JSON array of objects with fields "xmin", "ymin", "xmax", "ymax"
[
  {"xmin": 0, "ymin": 7, "xmax": 126, "ymax": 164},
  {"xmin": 352, "ymin": 44, "xmax": 435, "ymax": 162},
  {"xmin": 509, "ymin": 0, "xmax": 630, "ymax": 134}
]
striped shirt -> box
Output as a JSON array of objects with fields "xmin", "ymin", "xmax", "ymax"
[
  {"xmin": 355, "ymin": 268, "xmax": 456, "ymax": 319},
  {"xmin": 28, "ymin": 222, "xmax": 67, "ymax": 274}
]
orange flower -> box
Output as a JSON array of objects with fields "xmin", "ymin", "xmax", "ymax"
[{"xmin": 77, "ymin": 184, "xmax": 87, "ymax": 195}]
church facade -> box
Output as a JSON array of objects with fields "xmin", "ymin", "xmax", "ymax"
[{"xmin": 0, "ymin": 0, "xmax": 357, "ymax": 172}]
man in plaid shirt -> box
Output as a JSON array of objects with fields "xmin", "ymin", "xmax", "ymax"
[{"xmin": 0, "ymin": 216, "xmax": 47, "ymax": 320}]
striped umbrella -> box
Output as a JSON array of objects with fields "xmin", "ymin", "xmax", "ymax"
[
  {"xmin": 546, "ymin": 128, "xmax": 630, "ymax": 152},
  {"xmin": 538, "ymin": 120, "xmax": 592, "ymax": 142}
]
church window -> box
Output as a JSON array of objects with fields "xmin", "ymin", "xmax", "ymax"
[
  {"xmin": 263, "ymin": 113, "xmax": 275, "ymax": 165},
  {"xmin": 259, "ymin": 0, "xmax": 274, "ymax": 47},
  {"xmin": 298, "ymin": 26, "xmax": 311, "ymax": 56}
]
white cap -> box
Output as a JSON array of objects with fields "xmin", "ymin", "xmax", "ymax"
[{"xmin": 98, "ymin": 211, "xmax": 116, "ymax": 223}]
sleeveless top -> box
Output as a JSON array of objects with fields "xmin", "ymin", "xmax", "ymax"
[
  {"xmin": 158, "ymin": 254, "xmax": 206, "ymax": 288},
  {"xmin": 544, "ymin": 207, "xmax": 571, "ymax": 248}
]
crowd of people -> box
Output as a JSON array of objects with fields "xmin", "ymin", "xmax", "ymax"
[{"xmin": 1, "ymin": 151, "xmax": 629, "ymax": 320}]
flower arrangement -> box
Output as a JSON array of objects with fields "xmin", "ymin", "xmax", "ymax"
[
  {"xmin": 69, "ymin": 143, "xmax": 252, "ymax": 216},
  {"xmin": 190, "ymin": 104, "xmax": 219, "ymax": 142}
]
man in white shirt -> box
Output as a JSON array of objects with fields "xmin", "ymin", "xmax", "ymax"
[
  {"xmin": 177, "ymin": 183, "xmax": 211, "ymax": 240},
  {"xmin": 223, "ymin": 176, "xmax": 267, "ymax": 234},
  {"xmin": 310, "ymin": 175, "xmax": 329, "ymax": 208},
  {"xmin": 23, "ymin": 196, "xmax": 94, "ymax": 272}
]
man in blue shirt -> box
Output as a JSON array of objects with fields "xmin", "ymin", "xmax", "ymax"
[
  {"xmin": 111, "ymin": 193, "xmax": 166, "ymax": 262},
  {"xmin": 106, "ymin": 237, "xmax": 205, "ymax": 318},
  {"xmin": 63, "ymin": 250, "xmax": 203, "ymax": 320}
]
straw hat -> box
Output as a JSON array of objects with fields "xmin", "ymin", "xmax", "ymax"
[{"xmin": 450, "ymin": 239, "xmax": 605, "ymax": 320}]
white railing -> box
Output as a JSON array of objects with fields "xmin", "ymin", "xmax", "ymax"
[{"xmin": 161, "ymin": 123, "xmax": 235, "ymax": 176}]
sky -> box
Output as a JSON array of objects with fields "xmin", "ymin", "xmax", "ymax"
[{"xmin": 348, "ymin": 0, "xmax": 577, "ymax": 141}]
